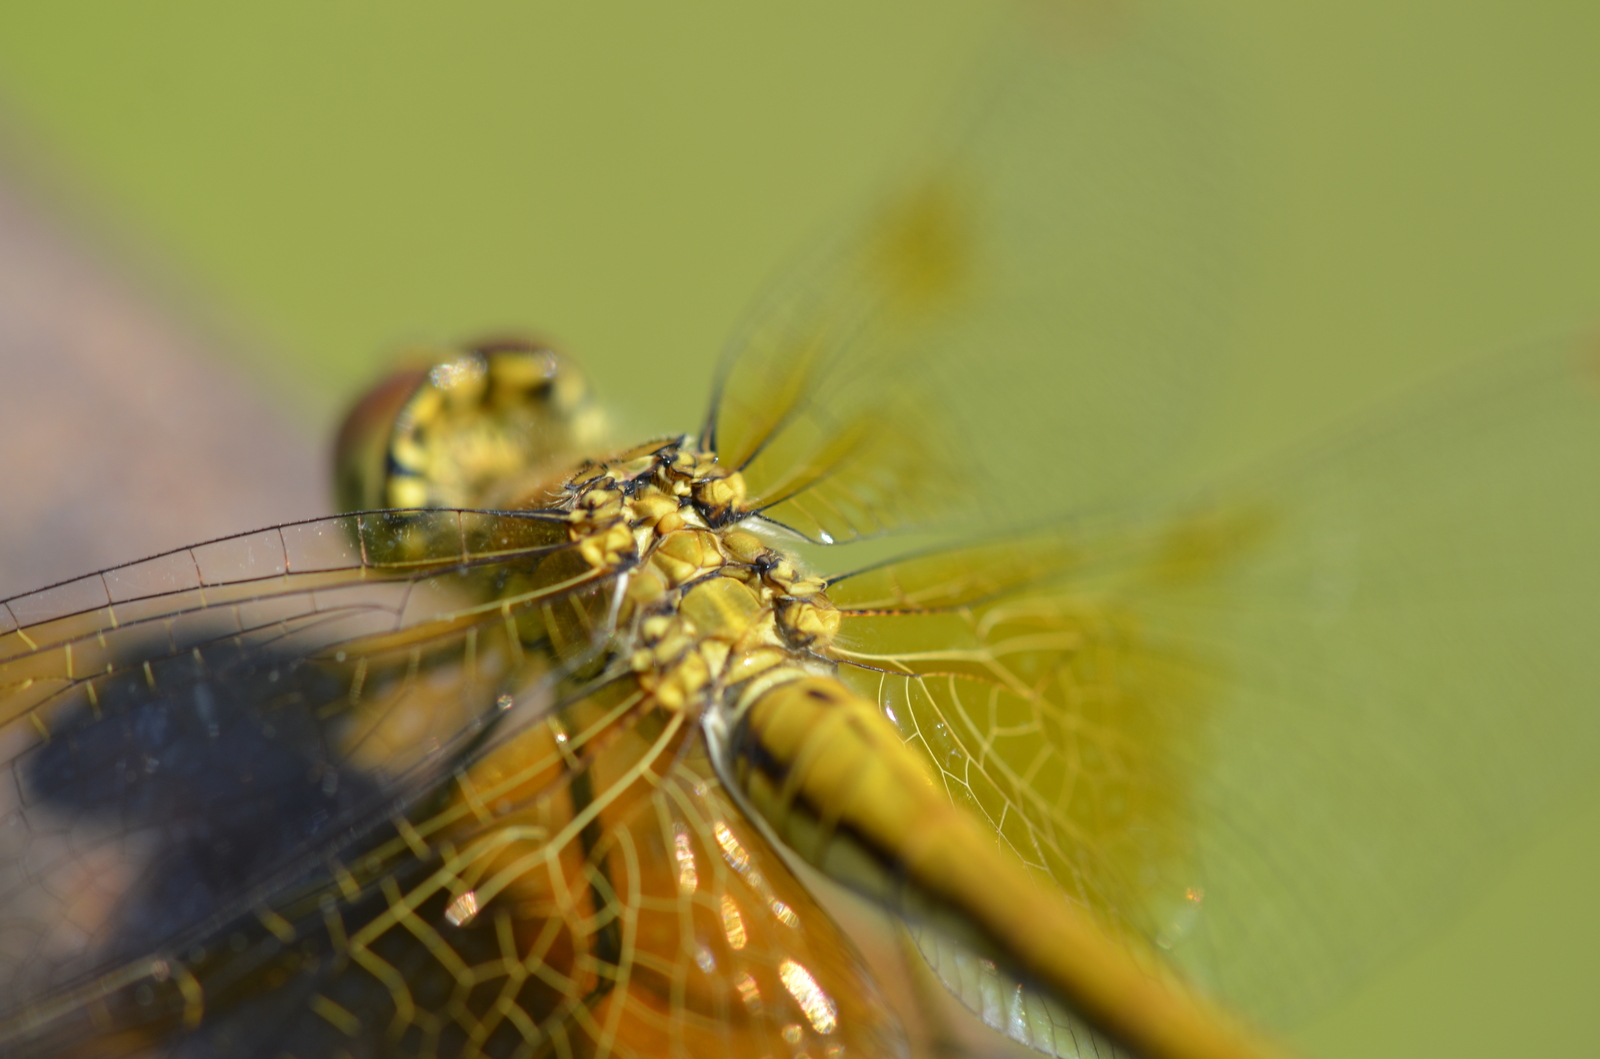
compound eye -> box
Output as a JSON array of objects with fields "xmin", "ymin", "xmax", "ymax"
[
  {"xmin": 333, "ymin": 338, "xmax": 607, "ymax": 515},
  {"xmin": 333, "ymin": 363, "xmax": 431, "ymax": 514}
]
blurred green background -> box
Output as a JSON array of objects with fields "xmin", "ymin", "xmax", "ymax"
[{"xmin": 0, "ymin": 1, "xmax": 1597, "ymax": 1055}]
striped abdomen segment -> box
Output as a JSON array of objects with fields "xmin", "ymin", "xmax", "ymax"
[{"xmin": 725, "ymin": 675, "xmax": 1286, "ymax": 1059}]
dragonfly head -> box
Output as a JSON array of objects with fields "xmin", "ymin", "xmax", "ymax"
[{"xmin": 334, "ymin": 336, "xmax": 609, "ymax": 513}]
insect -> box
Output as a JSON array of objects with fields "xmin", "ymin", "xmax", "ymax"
[{"xmin": 3, "ymin": 6, "xmax": 1600, "ymax": 1059}]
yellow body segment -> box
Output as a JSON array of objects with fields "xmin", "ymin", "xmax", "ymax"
[
  {"xmin": 540, "ymin": 432, "xmax": 1293, "ymax": 1059},
  {"xmin": 733, "ymin": 676, "xmax": 1289, "ymax": 1059}
]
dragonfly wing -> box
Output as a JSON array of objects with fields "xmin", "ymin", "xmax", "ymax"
[
  {"xmin": 910, "ymin": 926, "xmax": 1128, "ymax": 1059},
  {"xmin": 827, "ymin": 334, "xmax": 1600, "ymax": 1029},
  {"xmin": 49, "ymin": 703, "xmax": 898, "ymax": 1059},
  {"xmin": 1, "ymin": 509, "xmax": 903, "ymax": 1057},
  {"xmin": 1132, "ymin": 336, "xmax": 1600, "ymax": 1020},
  {"xmin": 705, "ymin": 4, "xmax": 1235, "ymax": 544},
  {"xmin": 571, "ymin": 732, "xmax": 906, "ymax": 1059},
  {"xmin": 0, "ymin": 509, "xmax": 626, "ymax": 1052}
]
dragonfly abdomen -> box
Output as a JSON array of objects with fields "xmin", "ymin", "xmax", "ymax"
[{"xmin": 725, "ymin": 674, "xmax": 1291, "ymax": 1059}]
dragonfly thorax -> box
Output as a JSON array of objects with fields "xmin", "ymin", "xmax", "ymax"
[
  {"xmin": 562, "ymin": 438, "xmax": 841, "ymax": 718},
  {"xmin": 340, "ymin": 340, "xmax": 843, "ymax": 724}
]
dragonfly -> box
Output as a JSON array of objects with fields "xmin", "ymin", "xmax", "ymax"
[{"xmin": 3, "ymin": 7, "xmax": 1600, "ymax": 1059}]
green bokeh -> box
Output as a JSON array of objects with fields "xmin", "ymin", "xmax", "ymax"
[
  {"xmin": 0, "ymin": 2, "xmax": 1597, "ymax": 1056},
  {"xmin": 0, "ymin": 2, "xmax": 1003, "ymax": 434}
]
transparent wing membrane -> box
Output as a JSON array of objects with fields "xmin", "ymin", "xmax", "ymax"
[
  {"xmin": 704, "ymin": 5, "xmax": 1234, "ymax": 544},
  {"xmin": 828, "ymin": 336, "xmax": 1600, "ymax": 1033},
  {"xmin": 913, "ymin": 927, "xmax": 1128, "ymax": 1059},
  {"xmin": 0, "ymin": 511, "xmax": 616, "ymax": 1051},
  {"xmin": 830, "ymin": 533, "xmax": 1210, "ymax": 952},
  {"xmin": 1138, "ymin": 339, "xmax": 1600, "ymax": 1021}
]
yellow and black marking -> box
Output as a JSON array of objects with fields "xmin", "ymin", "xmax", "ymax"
[
  {"xmin": 336, "ymin": 337, "xmax": 608, "ymax": 517},
  {"xmin": 0, "ymin": 328, "xmax": 1295, "ymax": 1058}
]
